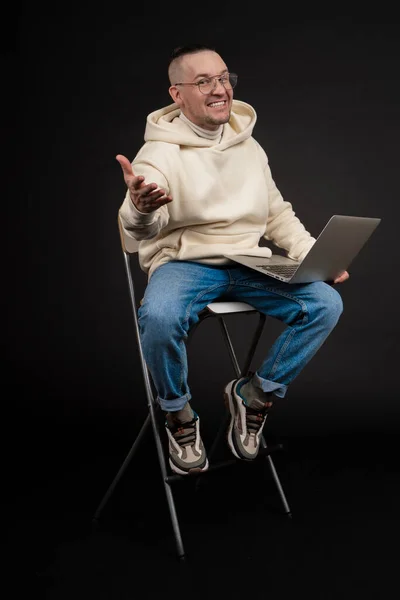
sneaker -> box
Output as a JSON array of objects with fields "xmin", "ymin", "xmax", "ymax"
[
  {"xmin": 224, "ymin": 377, "xmax": 273, "ymax": 460},
  {"xmin": 165, "ymin": 403, "xmax": 209, "ymax": 475}
]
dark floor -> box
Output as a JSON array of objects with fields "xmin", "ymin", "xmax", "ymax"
[{"xmin": 7, "ymin": 422, "xmax": 400, "ymax": 599}]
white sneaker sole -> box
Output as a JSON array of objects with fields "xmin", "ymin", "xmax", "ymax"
[
  {"xmin": 169, "ymin": 458, "xmax": 209, "ymax": 476},
  {"xmin": 224, "ymin": 380, "xmax": 241, "ymax": 459}
]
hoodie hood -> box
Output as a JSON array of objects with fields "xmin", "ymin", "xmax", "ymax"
[{"xmin": 144, "ymin": 99, "xmax": 257, "ymax": 150}]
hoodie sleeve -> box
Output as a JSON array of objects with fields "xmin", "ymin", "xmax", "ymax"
[
  {"xmin": 256, "ymin": 144, "xmax": 316, "ymax": 261},
  {"xmin": 118, "ymin": 160, "xmax": 170, "ymax": 241}
]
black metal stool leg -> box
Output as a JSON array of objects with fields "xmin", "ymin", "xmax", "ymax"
[
  {"xmin": 260, "ymin": 436, "xmax": 292, "ymax": 517},
  {"xmin": 140, "ymin": 368, "xmax": 186, "ymax": 559},
  {"xmin": 149, "ymin": 405, "xmax": 186, "ymax": 559},
  {"xmin": 92, "ymin": 414, "xmax": 152, "ymax": 526},
  {"xmin": 93, "ymin": 252, "xmax": 186, "ymax": 559}
]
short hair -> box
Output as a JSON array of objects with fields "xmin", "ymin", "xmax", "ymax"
[{"xmin": 168, "ymin": 44, "xmax": 216, "ymax": 85}]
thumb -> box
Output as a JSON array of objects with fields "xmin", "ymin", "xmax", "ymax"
[{"xmin": 116, "ymin": 154, "xmax": 135, "ymax": 178}]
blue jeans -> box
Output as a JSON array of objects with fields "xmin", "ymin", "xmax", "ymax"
[{"xmin": 138, "ymin": 261, "xmax": 343, "ymax": 411}]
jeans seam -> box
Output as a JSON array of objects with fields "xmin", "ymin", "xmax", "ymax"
[
  {"xmin": 179, "ymin": 339, "xmax": 187, "ymax": 396},
  {"xmin": 182, "ymin": 282, "xmax": 230, "ymax": 327},
  {"xmin": 268, "ymin": 327, "xmax": 297, "ymax": 379},
  {"xmin": 232, "ymin": 280, "xmax": 309, "ymax": 323}
]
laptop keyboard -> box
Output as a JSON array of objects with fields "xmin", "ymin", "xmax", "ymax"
[{"xmin": 256, "ymin": 264, "xmax": 299, "ymax": 277}]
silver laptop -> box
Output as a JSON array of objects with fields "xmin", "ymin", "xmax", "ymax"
[{"xmin": 224, "ymin": 215, "xmax": 381, "ymax": 284}]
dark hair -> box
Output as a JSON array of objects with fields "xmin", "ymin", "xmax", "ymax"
[{"xmin": 168, "ymin": 44, "xmax": 216, "ymax": 67}]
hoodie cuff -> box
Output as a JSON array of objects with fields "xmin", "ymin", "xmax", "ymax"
[{"xmin": 126, "ymin": 197, "xmax": 158, "ymax": 225}]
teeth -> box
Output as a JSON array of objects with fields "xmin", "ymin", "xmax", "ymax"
[{"xmin": 209, "ymin": 101, "xmax": 225, "ymax": 107}]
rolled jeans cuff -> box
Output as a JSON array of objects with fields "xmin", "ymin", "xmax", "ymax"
[
  {"xmin": 253, "ymin": 372, "xmax": 288, "ymax": 399},
  {"xmin": 157, "ymin": 392, "xmax": 192, "ymax": 412}
]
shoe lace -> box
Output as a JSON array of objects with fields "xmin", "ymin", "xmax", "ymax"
[
  {"xmin": 245, "ymin": 402, "xmax": 272, "ymax": 434},
  {"xmin": 169, "ymin": 417, "xmax": 197, "ymax": 446}
]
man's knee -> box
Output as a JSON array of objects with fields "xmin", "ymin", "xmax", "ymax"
[
  {"xmin": 139, "ymin": 299, "xmax": 186, "ymax": 339},
  {"xmin": 320, "ymin": 283, "xmax": 344, "ymax": 328}
]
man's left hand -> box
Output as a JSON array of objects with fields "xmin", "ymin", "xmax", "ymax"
[{"xmin": 333, "ymin": 271, "xmax": 349, "ymax": 284}]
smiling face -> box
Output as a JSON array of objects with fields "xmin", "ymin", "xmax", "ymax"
[{"xmin": 168, "ymin": 50, "xmax": 233, "ymax": 131}]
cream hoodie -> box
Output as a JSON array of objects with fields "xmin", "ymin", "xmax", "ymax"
[{"xmin": 119, "ymin": 100, "xmax": 316, "ymax": 278}]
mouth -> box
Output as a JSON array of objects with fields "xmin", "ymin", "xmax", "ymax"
[{"xmin": 207, "ymin": 100, "xmax": 228, "ymax": 108}]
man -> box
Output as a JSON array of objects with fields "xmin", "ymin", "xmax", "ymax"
[{"xmin": 117, "ymin": 44, "xmax": 348, "ymax": 476}]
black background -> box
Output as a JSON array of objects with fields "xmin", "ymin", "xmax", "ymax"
[{"xmin": 6, "ymin": 8, "xmax": 400, "ymax": 597}]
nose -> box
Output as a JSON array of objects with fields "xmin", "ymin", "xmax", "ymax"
[{"xmin": 212, "ymin": 78, "xmax": 226, "ymax": 94}]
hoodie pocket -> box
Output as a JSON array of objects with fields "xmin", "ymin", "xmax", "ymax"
[
  {"xmin": 177, "ymin": 228, "xmax": 262, "ymax": 260},
  {"xmin": 156, "ymin": 229, "xmax": 185, "ymax": 259}
]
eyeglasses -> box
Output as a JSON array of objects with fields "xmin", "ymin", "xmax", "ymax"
[{"xmin": 174, "ymin": 72, "xmax": 238, "ymax": 95}]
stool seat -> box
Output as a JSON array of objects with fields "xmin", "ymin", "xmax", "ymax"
[{"xmin": 206, "ymin": 301, "xmax": 257, "ymax": 314}]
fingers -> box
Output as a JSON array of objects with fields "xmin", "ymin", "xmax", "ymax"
[
  {"xmin": 333, "ymin": 271, "xmax": 350, "ymax": 284},
  {"xmin": 138, "ymin": 184, "xmax": 170, "ymax": 204},
  {"xmin": 116, "ymin": 154, "xmax": 134, "ymax": 176},
  {"xmin": 134, "ymin": 196, "xmax": 172, "ymax": 213},
  {"xmin": 116, "ymin": 155, "xmax": 172, "ymax": 211},
  {"xmin": 116, "ymin": 154, "xmax": 145, "ymax": 189},
  {"xmin": 137, "ymin": 186, "xmax": 173, "ymax": 212},
  {"xmin": 139, "ymin": 183, "xmax": 161, "ymax": 197},
  {"xmin": 151, "ymin": 197, "xmax": 173, "ymax": 209}
]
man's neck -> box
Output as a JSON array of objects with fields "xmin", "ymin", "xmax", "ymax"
[{"xmin": 179, "ymin": 112, "xmax": 223, "ymax": 140}]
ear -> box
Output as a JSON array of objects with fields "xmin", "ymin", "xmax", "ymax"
[{"xmin": 169, "ymin": 85, "xmax": 182, "ymax": 106}]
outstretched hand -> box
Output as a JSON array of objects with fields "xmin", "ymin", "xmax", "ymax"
[{"xmin": 116, "ymin": 154, "xmax": 173, "ymax": 214}]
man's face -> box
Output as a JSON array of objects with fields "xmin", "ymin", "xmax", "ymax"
[{"xmin": 169, "ymin": 51, "xmax": 234, "ymax": 131}]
